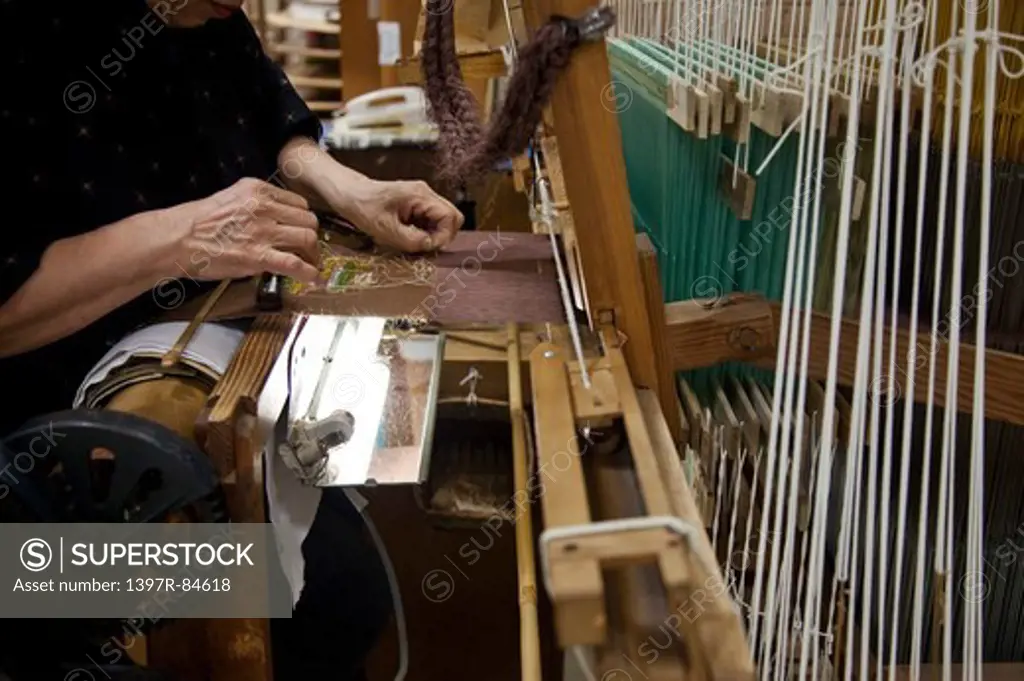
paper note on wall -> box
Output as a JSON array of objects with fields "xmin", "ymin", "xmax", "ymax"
[{"xmin": 378, "ymin": 21, "xmax": 401, "ymax": 66}]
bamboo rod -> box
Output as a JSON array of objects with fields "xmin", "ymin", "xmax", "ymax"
[
  {"xmin": 508, "ymin": 322, "xmax": 542, "ymax": 681},
  {"xmin": 162, "ymin": 279, "xmax": 232, "ymax": 369}
]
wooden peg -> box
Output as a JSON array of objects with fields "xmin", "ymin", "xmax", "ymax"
[
  {"xmin": 668, "ymin": 76, "xmax": 696, "ymax": 133},
  {"xmin": 719, "ymin": 154, "xmax": 757, "ymax": 221}
]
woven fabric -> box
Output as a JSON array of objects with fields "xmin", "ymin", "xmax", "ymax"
[
  {"xmin": 285, "ymin": 231, "xmax": 562, "ymax": 323},
  {"xmin": 164, "ymin": 232, "xmax": 564, "ymax": 325}
]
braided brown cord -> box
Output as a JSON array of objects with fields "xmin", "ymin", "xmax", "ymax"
[
  {"xmin": 423, "ymin": 0, "xmax": 483, "ymax": 186},
  {"xmin": 422, "ymin": 1, "xmax": 605, "ymax": 188}
]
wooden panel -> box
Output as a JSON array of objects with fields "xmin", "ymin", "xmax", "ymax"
[
  {"xmin": 380, "ymin": 0, "xmax": 422, "ymax": 87},
  {"xmin": 412, "ymin": 0, "xmax": 496, "ymax": 54},
  {"xmin": 472, "ymin": 173, "xmax": 534, "ymax": 233},
  {"xmin": 396, "ymin": 50, "xmax": 508, "ymax": 84},
  {"xmin": 340, "ymin": 0, "xmax": 382, "ymax": 99}
]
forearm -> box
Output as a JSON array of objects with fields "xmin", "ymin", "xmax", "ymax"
[
  {"xmin": 0, "ymin": 213, "xmax": 179, "ymax": 357},
  {"xmin": 277, "ymin": 137, "xmax": 375, "ymax": 217}
]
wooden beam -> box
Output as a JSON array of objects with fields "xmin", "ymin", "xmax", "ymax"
[
  {"xmin": 285, "ymin": 73, "xmax": 343, "ymax": 89},
  {"xmin": 506, "ymin": 323, "xmax": 543, "ymax": 681},
  {"xmin": 265, "ymin": 11, "xmax": 338, "ymax": 33},
  {"xmin": 757, "ymin": 303, "xmax": 1024, "ymax": 426},
  {"xmin": 886, "ymin": 665, "xmax": 1024, "ymax": 681},
  {"xmin": 396, "ymin": 49, "xmax": 508, "ymax": 84},
  {"xmin": 192, "ymin": 316, "xmax": 290, "ymax": 681},
  {"xmin": 523, "ymin": 0, "xmax": 660, "ymax": 393},
  {"xmin": 144, "ymin": 315, "xmax": 289, "ymax": 681},
  {"xmin": 662, "ymin": 296, "xmax": 1024, "ymax": 426},
  {"xmin": 267, "ymin": 43, "xmax": 342, "ymax": 59},
  {"xmin": 664, "ymin": 295, "xmax": 778, "ymax": 370}
]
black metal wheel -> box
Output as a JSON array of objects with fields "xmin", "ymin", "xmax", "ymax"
[
  {"xmin": 0, "ymin": 408, "xmax": 226, "ymax": 523},
  {"xmin": 0, "ymin": 409, "xmax": 228, "ymax": 655}
]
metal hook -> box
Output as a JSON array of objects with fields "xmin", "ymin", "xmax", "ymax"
[
  {"xmin": 460, "ymin": 366, "xmax": 482, "ymax": 406},
  {"xmin": 558, "ymin": 6, "xmax": 616, "ymax": 42}
]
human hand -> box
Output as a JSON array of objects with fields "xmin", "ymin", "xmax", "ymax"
[
  {"xmin": 167, "ymin": 178, "xmax": 321, "ymax": 283},
  {"xmin": 342, "ymin": 180, "xmax": 464, "ymax": 253}
]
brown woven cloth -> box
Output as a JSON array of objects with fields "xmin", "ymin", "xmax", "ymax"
[
  {"xmin": 421, "ymin": 0, "xmax": 614, "ymax": 188},
  {"xmin": 162, "ymin": 232, "xmax": 564, "ymax": 325}
]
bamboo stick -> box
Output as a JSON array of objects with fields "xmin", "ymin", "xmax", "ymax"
[
  {"xmin": 162, "ymin": 279, "xmax": 232, "ymax": 369},
  {"xmin": 508, "ymin": 322, "xmax": 542, "ymax": 681}
]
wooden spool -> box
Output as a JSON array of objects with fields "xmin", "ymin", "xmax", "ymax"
[
  {"xmin": 74, "ymin": 290, "xmax": 249, "ymax": 676},
  {"xmin": 102, "ymin": 369, "xmax": 214, "ymax": 671},
  {"xmin": 103, "ymin": 373, "xmax": 213, "ymax": 441}
]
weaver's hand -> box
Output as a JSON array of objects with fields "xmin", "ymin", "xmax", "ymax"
[
  {"xmin": 343, "ymin": 180, "xmax": 463, "ymax": 253},
  {"xmin": 166, "ymin": 178, "xmax": 321, "ymax": 283}
]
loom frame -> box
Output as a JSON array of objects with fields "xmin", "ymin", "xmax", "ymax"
[{"xmin": 128, "ymin": 0, "xmax": 761, "ymax": 678}]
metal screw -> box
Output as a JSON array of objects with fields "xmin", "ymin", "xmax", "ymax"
[{"xmin": 544, "ymin": 350, "xmax": 556, "ymax": 358}]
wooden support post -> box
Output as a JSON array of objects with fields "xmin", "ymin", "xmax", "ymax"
[
  {"xmin": 524, "ymin": 0, "xmax": 660, "ymax": 394},
  {"xmin": 528, "ymin": 323, "xmax": 753, "ymax": 679},
  {"xmin": 635, "ymin": 233, "xmax": 683, "ymax": 446},
  {"xmin": 204, "ymin": 412, "xmax": 273, "ymax": 681},
  {"xmin": 189, "ymin": 314, "xmax": 292, "ymax": 681}
]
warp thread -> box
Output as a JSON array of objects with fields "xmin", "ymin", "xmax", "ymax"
[{"xmin": 421, "ymin": 0, "xmax": 610, "ymax": 188}]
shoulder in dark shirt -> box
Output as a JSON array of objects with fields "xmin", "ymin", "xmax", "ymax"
[{"xmin": 0, "ymin": 2, "xmax": 321, "ymax": 430}]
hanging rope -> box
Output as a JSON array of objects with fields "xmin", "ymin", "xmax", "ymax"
[{"xmin": 420, "ymin": 0, "xmax": 616, "ymax": 187}]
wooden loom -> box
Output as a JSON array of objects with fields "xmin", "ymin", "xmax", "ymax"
[
  {"xmin": 61, "ymin": 0, "xmax": 752, "ymax": 680},
  {"xmin": 58, "ymin": 1, "xmax": 1024, "ymax": 680}
]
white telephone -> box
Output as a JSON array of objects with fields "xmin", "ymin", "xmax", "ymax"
[{"xmin": 335, "ymin": 86, "xmax": 430, "ymax": 131}]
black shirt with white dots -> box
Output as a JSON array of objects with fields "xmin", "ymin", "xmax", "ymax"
[{"xmin": 0, "ymin": 1, "xmax": 321, "ymax": 432}]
